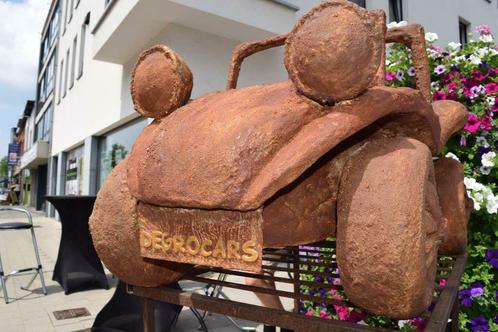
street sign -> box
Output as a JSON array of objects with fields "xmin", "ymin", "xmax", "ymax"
[{"xmin": 7, "ymin": 144, "xmax": 20, "ymax": 166}]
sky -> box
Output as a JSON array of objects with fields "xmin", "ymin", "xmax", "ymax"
[{"xmin": 0, "ymin": 0, "xmax": 51, "ymax": 157}]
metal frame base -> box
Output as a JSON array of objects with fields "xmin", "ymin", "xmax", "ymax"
[{"xmin": 128, "ymin": 241, "xmax": 467, "ymax": 332}]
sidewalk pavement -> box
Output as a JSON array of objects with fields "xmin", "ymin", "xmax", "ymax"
[{"xmin": 0, "ymin": 208, "xmax": 293, "ymax": 332}]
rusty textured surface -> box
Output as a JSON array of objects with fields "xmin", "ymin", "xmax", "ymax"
[
  {"xmin": 284, "ymin": 0, "xmax": 385, "ymax": 105},
  {"xmin": 262, "ymin": 155, "xmax": 337, "ymax": 248},
  {"xmin": 435, "ymin": 158, "xmax": 472, "ymax": 255},
  {"xmin": 128, "ymin": 84, "xmax": 440, "ymax": 212},
  {"xmin": 337, "ymin": 137, "xmax": 443, "ymax": 319},
  {"xmin": 90, "ymin": 0, "xmax": 472, "ymax": 320},
  {"xmin": 433, "ymin": 100, "xmax": 469, "ymax": 151},
  {"xmin": 89, "ymin": 160, "xmax": 191, "ymax": 286},
  {"xmin": 131, "ymin": 45, "xmax": 193, "ymax": 119},
  {"xmin": 138, "ymin": 203, "xmax": 263, "ymax": 272}
]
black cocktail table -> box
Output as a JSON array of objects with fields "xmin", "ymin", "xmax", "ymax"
[{"xmin": 46, "ymin": 195, "xmax": 108, "ymax": 294}]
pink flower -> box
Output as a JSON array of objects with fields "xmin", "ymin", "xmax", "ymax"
[
  {"xmin": 476, "ymin": 24, "xmax": 491, "ymax": 35},
  {"xmin": 319, "ymin": 310, "xmax": 331, "ymax": 319},
  {"xmin": 486, "ymin": 82, "xmax": 498, "ymax": 94},
  {"xmin": 430, "ymin": 45, "xmax": 442, "ymax": 53},
  {"xmin": 334, "ymin": 306, "xmax": 349, "ymax": 321},
  {"xmin": 439, "ymin": 278, "xmax": 447, "ymax": 288},
  {"xmin": 464, "ymin": 114, "xmax": 481, "ymax": 133},
  {"xmin": 386, "ymin": 72, "xmax": 396, "ymax": 81},
  {"xmin": 481, "ymin": 115, "xmax": 493, "ymax": 131},
  {"xmin": 433, "ymin": 90, "xmax": 447, "ymax": 100},
  {"xmin": 463, "ymin": 88, "xmax": 475, "ymax": 98},
  {"xmin": 409, "ymin": 318, "xmax": 427, "ymax": 332},
  {"xmin": 329, "ymin": 288, "xmax": 337, "ymax": 296},
  {"xmin": 447, "ymin": 82, "xmax": 458, "ymax": 91},
  {"xmin": 442, "ymin": 73, "xmax": 453, "ymax": 82},
  {"xmin": 473, "ymin": 70, "xmax": 486, "ymax": 81},
  {"xmin": 305, "ymin": 310, "xmax": 313, "ymax": 317},
  {"xmin": 348, "ymin": 310, "xmax": 365, "ymax": 323}
]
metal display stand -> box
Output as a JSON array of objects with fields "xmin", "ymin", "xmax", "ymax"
[{"xmin": 128, "ymin": 240, "xmax": 467, "ymax": 332}]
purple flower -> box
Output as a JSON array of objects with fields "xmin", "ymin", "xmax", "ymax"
[
  {"xmin": 434, "ymin": 65, "xmax": 446, "ymax": 75},
  {"xmin": 460, "ymin": 136, "xmax": 467, "ymax": 146},
  {"xmin": 396, "ymin": 69, "xmax": 404, "ymax": 80},
  {"xmin": 485, "ymin": 249, "xmax": 498, "ymax": 269},
  {"xmin": 469, "ymin": 316, "xmax": 489, "ymax": 332},
  {"xmin": 470, "ymin": 282, "xmax": 484, "ymax": 298},
  {"xmin": 459, "ymin": 289, "xmax": 473, "ymax": 307},
  {"xmin": 408, "ymin": 67, "xmax": 416, "ymax": 76},
  {"xmin": 476, "ymin": 146, "xmax": 492, "ymax": 161}
]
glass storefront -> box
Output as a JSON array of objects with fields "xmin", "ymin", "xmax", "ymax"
[
  {"xmin": 65, "ymin": 145, "xmax": 84, "ymax": 195},
  {"xmin": 97, "ymin": 118, "xmax": 148, "ymax": 189}
]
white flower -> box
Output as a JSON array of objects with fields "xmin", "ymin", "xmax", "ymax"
[
  {"xmin": 480, "ymin": 34, "xmax": 493, "ymax": 43},
  {"xmin": 387, "ymin": 21, "xmax": 408, "ymax": 29},
  {"xmin": 474, "ymin": 192, "xmax": 484, "ymax": 203},
  {"xmin": 489, "ymin": 48, "xmax": 498, "ymax": 56},
  {"xmin": 425, "ymin": 32, "xmax": 439, "ymax": 43},
  {"xmin": 448, "ymin": 42, "xmax": 461, "ymax": 51},
  {"xmin": 480, "ymin": 166, "xmax": 492, "ymax": 175},
  {"xmin": 469, "ymin": 194, "xmax": 481, "ymax": 211},
  {"xmin": 486, "ymin": 195, "xmax": 498, "ymax": 214},
  {"xmin": 470, "ymin": 54, "xmax": 483, "ymax": 65},
  {"xmin": 481, "ymin": 151, "xmax": 496, "ymax": 167},
  {"xmin": 482, "ymin": 186, "xmax": 494, "ymax": 201},
  {"xmin": 398, "ymin": 320, "xmax": 410, "ymax": 328},
  {"xmin": 445, "ymin": 152, "xmax": 460, "ymax": 161},
  {"xmin": 477, "ymin": 136, "xmax": 490, "ymax": 147},
  {"xmin": 486, "ymin": 96, "xmax": 496, "ymax": 107},
  {"xmin": 477, "ymin": 48, "xmax": 489, "ymax": 57},
  {"xmin": 454, "ymin": 55, "xmax": 466, "ymax": 63},
  {"xmin": 464, "ymin": 177, "xmax": 485, "ymax": 191}
]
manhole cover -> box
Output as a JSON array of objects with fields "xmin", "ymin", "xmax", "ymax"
[{"xmin": 53, "ymin": 307, "xmax": 91, "ymax": 320}]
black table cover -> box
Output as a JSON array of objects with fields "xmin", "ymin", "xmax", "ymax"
[
  {"xmin": 92, "ymin": 281, "xmax": 182, "ymax": 332},
  {"xmin": 46, "ymin": 195, "xmax": 108, "ymax": 294}
]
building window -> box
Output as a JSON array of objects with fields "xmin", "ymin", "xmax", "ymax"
[
  {"xmin": 63, "ymin": 0, "xmax": 68, "ymax": 33},
  {"xmin": 45, "ymin": 55, "xmax": 55, "ymax": 97},
  {"xmin": 70, "ymin": 36, "xmax": 77, "ymax": 89},
  {"xmin": 35, "ymin": 105, "xmax": 52, "ymax": 142},
  {"xmin": 68, "ymin": 0, "xmax": 74, "ymax": 23},
  {"xmin": 78, "ymin": 13, "xmax": 90, "ymax": 79},
  {"xmin": 459, "ymin": 19, "xmax": 469, "ymax": 45},
  {"xmin": 65, "ymin": 145, "xmax": 84, "ymax": 195},
  {"xmin": 389, "ymin": 0, "xmax": 403, "ymax": 22},
  {"xmin": 97, "ymin": 118, "xmax": 148, "ymax": 189},
  {"xmin": 48, "ymin": 5, "xmax": 60, "ymax": 48},
  {"xmin": 64, "ymin": 49, "xmax": 69, "ymax": 96},
  {"xmin": 38, "ymin": 76, "xmax": 46, "ymax": 105},
  {"xmin": 58, "ymin": 59, "xmax": 64, "ymax": 103},
  {"xmin": 349, "ymin": 0, "xmax": 365, "ymax": 7}
]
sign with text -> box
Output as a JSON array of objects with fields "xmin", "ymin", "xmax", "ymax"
[
  {"xmin": 138, "ymin": 203, "xmax": 263, "ymax": 272},
  {"xmin": 8, "ymin": 144, "xmax": 19, "ymax": 166}
]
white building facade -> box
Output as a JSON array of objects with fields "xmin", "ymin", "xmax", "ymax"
[{"xmin": 46, "ymin": 0, "xmax": 498, "ymax": 203}]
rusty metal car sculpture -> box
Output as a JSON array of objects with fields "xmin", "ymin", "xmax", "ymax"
[{"xmin": 89, "ymin": 0, "xmax": 472, "ymax": 319}]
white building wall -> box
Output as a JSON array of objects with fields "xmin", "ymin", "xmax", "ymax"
[
  {"xmin": 367, "ymin": 0, "xmax": 498, "ymax": 46},
  {"xmin": 52, "ymin": 0, "xmax": 122, "ymax": 156},
  {"xmin": 120, "ymin": 23, "xmax": 287, "ymax": 116}
]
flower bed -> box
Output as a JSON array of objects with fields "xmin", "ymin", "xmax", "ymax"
[{"xmin": 300, "ymin": 24, "xmax": 498, "ymax": 331}]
